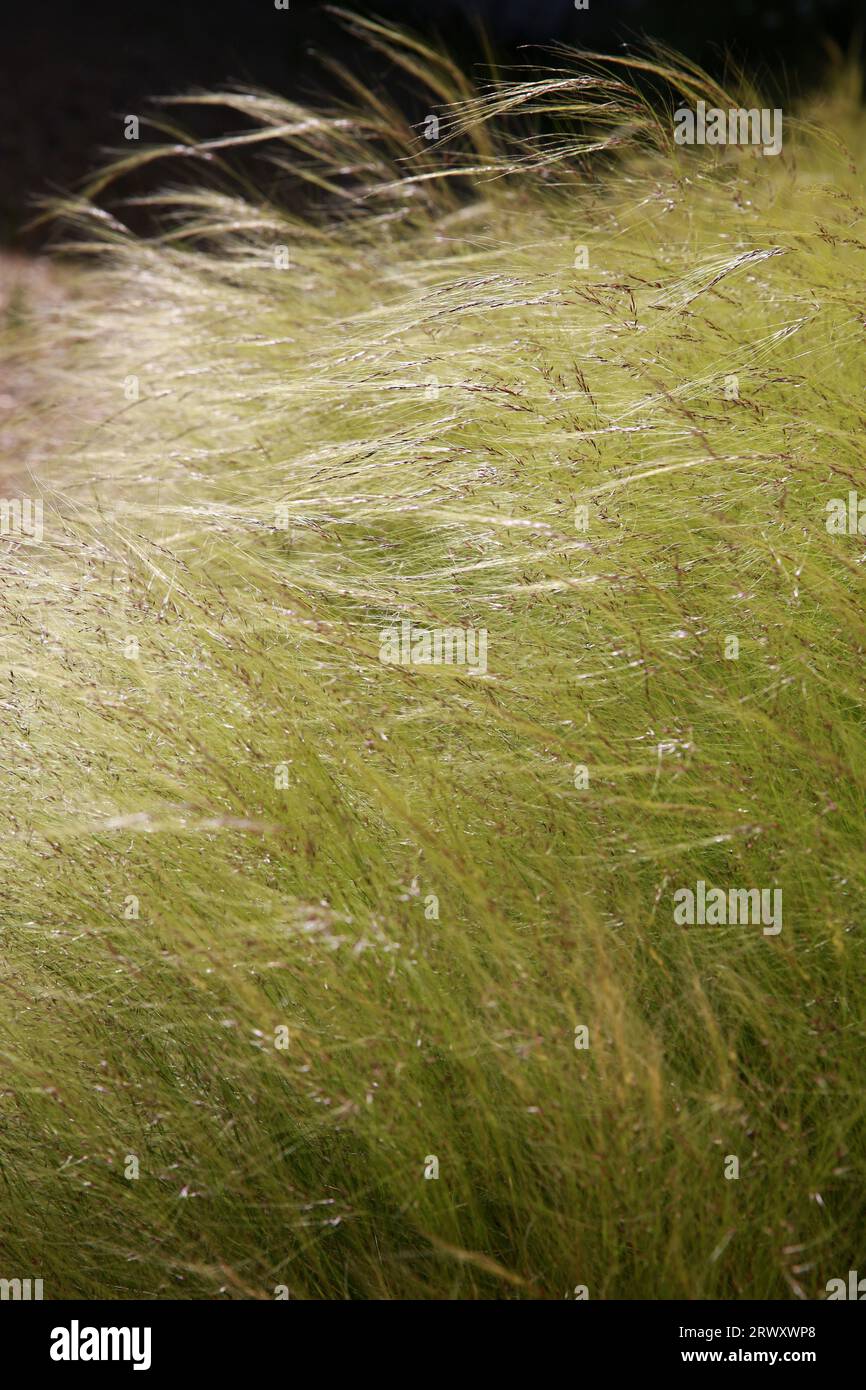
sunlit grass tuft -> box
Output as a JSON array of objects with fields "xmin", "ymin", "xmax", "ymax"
[{"xmin": 1, "ymin": 21, "xmax": 865, "ymax": 1299}]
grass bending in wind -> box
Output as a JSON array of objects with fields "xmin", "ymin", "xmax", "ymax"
[{"xmin": 1, "ymin": 20, "xmax": 866, "ymax": 1298}]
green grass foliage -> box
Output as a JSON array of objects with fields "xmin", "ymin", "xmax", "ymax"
[{"xmin": 1, "ymin": 17, "xmax": 865, "ymax": 1298}]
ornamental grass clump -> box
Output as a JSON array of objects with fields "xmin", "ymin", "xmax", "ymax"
[{"xmin": 1, "ymin": 15, "xmax": 865, "ymax": 1299}]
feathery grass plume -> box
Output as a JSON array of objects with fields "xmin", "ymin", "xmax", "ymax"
[{"xmin": 1, "ymin": 17, "xmax": 866, "ymax": 1298}]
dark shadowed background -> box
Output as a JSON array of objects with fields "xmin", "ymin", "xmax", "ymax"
[{"xmin": 1, "ymin": 0, "xmax": 862, "ymax": 247}]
